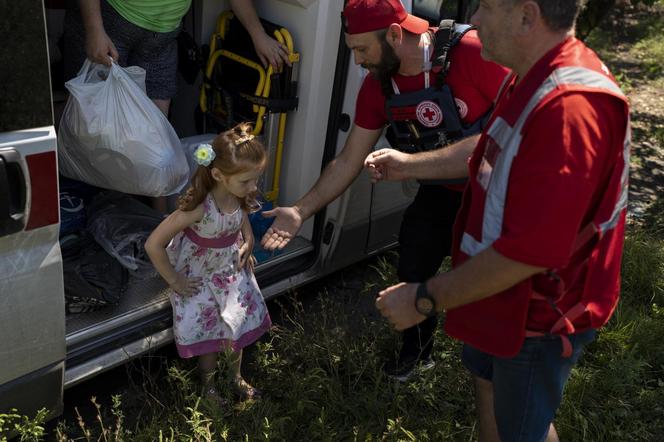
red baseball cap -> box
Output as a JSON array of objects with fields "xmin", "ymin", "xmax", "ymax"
[{"xmin": 342, "ymin": 0, "xmax": 430, "ymax": 35}]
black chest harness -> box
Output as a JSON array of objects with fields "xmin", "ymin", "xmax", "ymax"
[{"xmin": 384, "ymin": 20, "xmax": 486, "ymax": 154}]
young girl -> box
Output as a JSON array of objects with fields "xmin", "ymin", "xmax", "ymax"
[{"xmin": 145, "ymin": 122, "xmax": 271, "ymax": 405}]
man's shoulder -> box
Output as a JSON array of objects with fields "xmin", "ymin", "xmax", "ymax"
[
  {"xmin": 452, "ymin": 29, "xmax": 482, "ymax": 57},
  {"xmin": 359, "ymin": 72, "xmax": 382, "ymax": 98}
]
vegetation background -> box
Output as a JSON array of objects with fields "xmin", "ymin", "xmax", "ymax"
[{"xmin": 2, "ymin": 0, "xmax": 663, "ymax": 440}]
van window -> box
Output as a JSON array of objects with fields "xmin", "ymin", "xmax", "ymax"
[{"xmin": 0, "ymin": 1, "xmax": 53, "ymax": 132}]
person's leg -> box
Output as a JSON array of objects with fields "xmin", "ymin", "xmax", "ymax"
[
  {"xmin": 388, "ymin": 185, "xmax": 461, "ymax": 380},
  {"xmin": 474, "ymin": 376, "xmax": 501, "ymax": 442},
  {"xmin": 462, "ymin": 343, "xmax": 500, "ymax": 441},
  {"xmin": 198, "ymin": 352, "xmax": 218, "ymax": 391},
  {"xmin": 491, "ymin": 329, "xmax": 597, "ymax": 442},
  {"xmin": 473, "ymin": 377, "xmax": 559, "ymax": 442},
  {"xmin": 198, "ymin": 351, "xmax": 228, "ymax": 408},
  {"xmin": 152, "ymin": 98, "xmax": 171, "ymax": 116},
  {"xmin": 229, "ymin": 349, "xmax": 261, "ymax": 399}
]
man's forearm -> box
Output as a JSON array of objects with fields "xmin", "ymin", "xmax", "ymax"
[
  {"xmin": 428, "ymin": 246, "xmax": 545, "ymax": 312},
  {"xmin": 79, "ymin": 0, "xmax": 103, "ymax": 33},
  {"xmin": 407, "ymin": 134, "xmax": 478, "ymax": 180},
  {"xmin": 294, "ymin": 155, "xmax": 362, "ymax": 221}
]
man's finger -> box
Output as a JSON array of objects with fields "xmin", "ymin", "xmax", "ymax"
[
  {"xmin": 261, "ymin": 228, "xmax": 276, "ymax": 246},
  {"xmin": 275, "ymin": 237, "xmax": 290, "ymax": 250},
  {"xmin": 262, "ymin": 233, "xmax": 281, "ymax": 250}
]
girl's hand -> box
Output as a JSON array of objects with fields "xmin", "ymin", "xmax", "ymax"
[
  {"xmin": 238, "ymin": 242, "xmax": 256, "ymax": 273},
  {"xmin": 169, "ymin": 272, "xmax": 203, "ymax": 297}
]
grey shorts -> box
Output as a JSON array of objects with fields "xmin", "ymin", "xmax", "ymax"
[{"xmin": 63, "ymin": 0, "xmax": 180, "ymax": 100}]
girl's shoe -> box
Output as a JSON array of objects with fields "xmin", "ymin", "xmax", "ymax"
[{"xmin": 234, "ymin": 377, "xmax": 262, "ymax": 400}]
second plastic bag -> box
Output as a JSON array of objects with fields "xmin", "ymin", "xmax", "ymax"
[{"xmin": 58, "ymin": 60, "xmax": 189, "ymax": 196}]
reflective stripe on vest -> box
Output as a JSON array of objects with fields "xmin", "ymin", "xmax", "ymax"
[{"xmin": 460, "ymin": 66, "xmax": 630, "ymax": 258}]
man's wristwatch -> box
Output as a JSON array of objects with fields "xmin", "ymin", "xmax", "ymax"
[{"xmin": 415, "ymin": 282, "xmax": 437, "ymax": 317}]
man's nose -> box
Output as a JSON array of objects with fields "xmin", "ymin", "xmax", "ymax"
[{"xmin": 353, "ymin": 52, "xmax": 364, "ymax": 65}]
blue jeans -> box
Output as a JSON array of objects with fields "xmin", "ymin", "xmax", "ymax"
[{"xmin": 462, "ymin": 329, "xmax": 597, "ymax": 442}]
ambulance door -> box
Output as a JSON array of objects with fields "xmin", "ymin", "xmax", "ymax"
[{"xmin": 0, "ymin": 0, "xmax": 65, "ymax": 419}]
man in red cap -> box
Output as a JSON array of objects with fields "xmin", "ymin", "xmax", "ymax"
[{"xmin": 260, "ymin": 0, "xmax": 508, "ymax": 381}]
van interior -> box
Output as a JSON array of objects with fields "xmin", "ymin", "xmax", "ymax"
[{"xmin": 44, "ymin": 0, "xmax": 469, "ymax": 388}]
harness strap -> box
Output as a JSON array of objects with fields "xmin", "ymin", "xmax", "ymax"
[
  {"xmin": 432, "ymin": 20, "xmax": 476, "ymax": 85},
  {"xmin": 571, "ymin": 222, "xmax": 599, "ymax": 254},
  {"xmin": 525, "ymin": 302, "xmax": 588, "ymax": 358},
  {"xmin": 551, "ymin": 302, "xmax": 587, "ymax": 334},
  {"xmin": 525, "ymin": 330, "xmax": 574, "ymax": 358},
  {"xmin": 391, "ymin": 32, "xmax": 433, "ymax": 95}
]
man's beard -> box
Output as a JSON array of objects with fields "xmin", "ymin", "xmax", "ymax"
[{"xmin": 363, "ymin": 40, "xmax": 400, "ymax": 93}]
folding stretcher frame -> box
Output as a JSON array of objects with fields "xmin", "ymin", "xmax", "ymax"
[{"xmin": 199, "ymin": 10, "xmax": 300, "ymax": 204}]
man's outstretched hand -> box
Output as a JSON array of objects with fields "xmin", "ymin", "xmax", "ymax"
[{"xmin": 260, "ymin": 206, "xmax": 303, "ymax": 251}]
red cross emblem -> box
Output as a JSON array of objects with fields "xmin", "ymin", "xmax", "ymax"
[{"xmin": 415, "ymin": 100, "xmax": 443, "ymax": 128}]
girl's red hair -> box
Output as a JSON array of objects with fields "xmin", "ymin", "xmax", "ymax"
[{"xmin": 178, "ymin": 123, "xmax": 266, "ymax": 212}]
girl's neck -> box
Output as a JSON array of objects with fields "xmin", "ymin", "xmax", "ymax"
[{"xmin": 211, "ymin": 186, "xmax": 239, "ymax": 213}]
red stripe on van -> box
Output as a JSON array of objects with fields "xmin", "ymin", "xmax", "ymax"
[{"xmin": 25, "ymin": 151, "xmax": 59, "ymax": 230}]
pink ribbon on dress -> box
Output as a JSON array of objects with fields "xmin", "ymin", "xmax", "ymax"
[{"xmin": 184, "ymin": 227, "xmax": 239, "ymax": 248}]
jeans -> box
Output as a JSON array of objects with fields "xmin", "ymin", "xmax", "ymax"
[{"xmin": 462, "ymin": 329, "xmax": 597, "ymax": 442}]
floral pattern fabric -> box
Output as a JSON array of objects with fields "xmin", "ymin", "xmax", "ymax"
[{"xmin": 166, "ymin": 193, "xmax": 271, "ymax": 358}]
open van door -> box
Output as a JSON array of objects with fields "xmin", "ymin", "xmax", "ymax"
[{"xmin": 0, "ymin": 0, "xmax": 65, "ymax": 420}]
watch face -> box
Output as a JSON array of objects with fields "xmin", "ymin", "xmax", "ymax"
[{"xmin": 416, "ymin": 296, "xmax": 434, "ymax": 315}]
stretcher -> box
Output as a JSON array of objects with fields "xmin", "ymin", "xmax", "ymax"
[{"xmin": 199, "ymin": 10, "xmax": 300, "ymax": 204}]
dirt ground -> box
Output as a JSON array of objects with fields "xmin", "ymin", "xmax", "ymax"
[{"xmin": 602, "ymin": 2, "xmax": 664, "ymax": 219}]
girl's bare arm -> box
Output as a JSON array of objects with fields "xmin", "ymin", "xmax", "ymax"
[{"xmin": 145, "ymin": 205, "xmax": 204, "ymax": 285}]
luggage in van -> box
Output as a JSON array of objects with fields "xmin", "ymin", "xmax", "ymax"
[
  {"xmin": 58, "ymin": 61, "xmax": 190, "ymax": 197},
  {"xmin": 87, "ymin": 191, "xmax": 164, "ymax": 279},
  {"xmin": 61, "ymin": 232, "xmax": 128, "ymax": 314}
]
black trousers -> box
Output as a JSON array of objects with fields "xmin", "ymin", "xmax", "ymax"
[{"xmin": 396, "ymin": 184, "xmax": 462, "ymax": 362}]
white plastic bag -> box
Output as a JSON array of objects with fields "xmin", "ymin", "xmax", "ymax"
[{"xmin": 58, "ymin": 60, "xmax": 189, "ymax": 196}]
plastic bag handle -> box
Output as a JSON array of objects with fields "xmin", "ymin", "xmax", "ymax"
[
  {"xmin": 76, "ymin": 58, "xmax": 95, "ymax": 78},
  {"xmin": 77, "ymin": 56, "xmax": 118, "ymax": 80}
]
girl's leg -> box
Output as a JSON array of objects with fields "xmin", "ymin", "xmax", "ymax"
[
  {"xmin": 230, "ymin": 349, "xmax": 261, "ymax": 399},
  {"xmin": 198, "ymin": 352, "xmax": 218, "ymax": 388},
  {"xmin": 198, "ymin": 352, "xmax": 226, "ymax": 406}
]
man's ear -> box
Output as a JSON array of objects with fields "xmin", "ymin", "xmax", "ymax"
[
  {"xmin": 519, "ymin": 0, "xmax": 541, "ymax": 33},
  {"xmin": 385, "ymin": 23, "xmax": 403, "ymax": 48}
]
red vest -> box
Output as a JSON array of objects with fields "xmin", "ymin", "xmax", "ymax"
[{"xmin": 445, "ymin": 38, "xmax": 631, "ymax": 357}]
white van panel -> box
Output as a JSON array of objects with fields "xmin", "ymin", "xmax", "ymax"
[
  {"xmin": 0, "ymin": 228, "xmax": 64, "ymax": 384},
  {"xmin": 0, "ymin": 127, "xmax": 64, "ymax": 386}
]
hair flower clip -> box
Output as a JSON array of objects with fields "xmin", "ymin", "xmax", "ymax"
[{"xmin": 194, "ymin": 143, "xmax": 216, "ymax": 167}]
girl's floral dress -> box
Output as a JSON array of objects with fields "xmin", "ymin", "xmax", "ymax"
[{"xmin": 166, "ymin": 193, "xmax": 271, "ymax": 358}]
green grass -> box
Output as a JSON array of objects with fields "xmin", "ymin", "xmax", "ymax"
[{"xmin": 3, "ymin": 216, "xmax": 663, "ymax": 441}]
